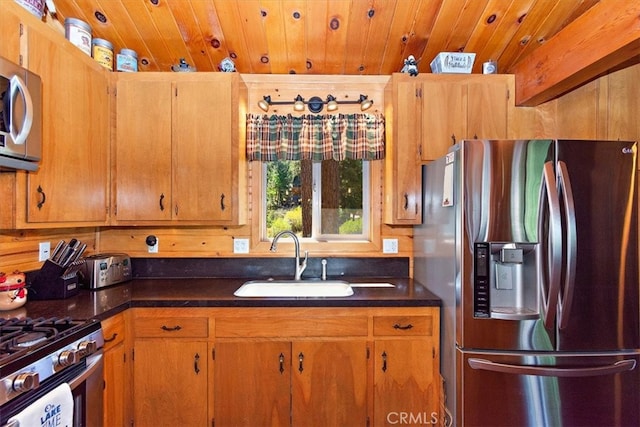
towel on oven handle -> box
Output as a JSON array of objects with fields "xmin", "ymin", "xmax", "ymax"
[{"xmin": 8, "ymin": 383, "xmax": 73, "ymax": 427}]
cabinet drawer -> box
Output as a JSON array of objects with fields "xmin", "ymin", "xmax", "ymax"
[
  {"xmin": 216, "ymin": 315, "xmax": 368, "ymax": 338},
  {"xmin": 373, "ymin": 315, "xmax": 434, "ymax": 336},
  {"xmin": 101, "ymin": 313, "xmax": 125, "ymax": 351},
  {"xmin": 134, "ymin": 317, "xmax": 208, "ymax": 338}
]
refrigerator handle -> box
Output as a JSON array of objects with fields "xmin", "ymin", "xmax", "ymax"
[
  {"xmin": 557, "ymin": 161, "xmax": 577, "ymax": 330},
  {"xmin": 539, "ymin": 162, "xmax": 562, "ymax": 329},
  {"xmin": 468, "ymin": 358, "xmax": 636, "ymax": 378}
]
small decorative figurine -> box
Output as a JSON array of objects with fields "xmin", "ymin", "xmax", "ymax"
[
  {"xmin": 171, "ymin": 58, "xmax": 196, "ymax": 72},
  {"xmin": 401, "ymin": 55, "xmax": 419, "ymax": 76},
  {"xmin": 219, "ymin": 57, "xmax": 236, "ymax": 72}
]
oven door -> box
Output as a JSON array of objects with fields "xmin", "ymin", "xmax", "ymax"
[{"xmin": 1, "ymin": 351, "xmax": 103, "ymax": 427}]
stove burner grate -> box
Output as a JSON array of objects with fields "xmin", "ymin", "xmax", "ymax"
[{"xmin": 0, "ymin": 317, "xmax": 83, "ymax": 361}]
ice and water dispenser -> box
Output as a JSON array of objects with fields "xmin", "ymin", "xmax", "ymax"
[{"xmin": 473, "ymin": 242, "xmax": 539, "ymax": 320}]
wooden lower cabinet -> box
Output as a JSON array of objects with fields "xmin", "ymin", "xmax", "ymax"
[
  {"xmin": 214, "ymin": 340, "xmax": 368, "ymax": 427},
  {"xmin": 373, "ymin": 340, "xmax": 439, "ymax": 426},
  {"xmin": 132, "ymin": 311, "xmax": 209, "ymax": 426},
  {"xmin": 128, "ymin": 306, "xmax": 439, "ymax": 427},
  {"xmin": 372, "ymin": 314, "xmax": 441, "ymax": 427},
  {"xmin": 101, "ymin": 312, "xmax": 131, "ymax": 427},
  {"xmin": 133, "ymin": 339, "xmax": 209, "ymax": 426}
]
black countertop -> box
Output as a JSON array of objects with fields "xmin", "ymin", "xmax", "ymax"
[{"xmin": 10, "ymin": 277, "xmax": 440, "ymax": 321}]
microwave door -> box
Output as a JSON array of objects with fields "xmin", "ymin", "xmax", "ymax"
[
  {"xmin": 0, "ymin": 74, "xmax": 30, "ymax": 158},
  {"xmin": 8, "ymin": 75, "xmax": 34, "ymax": 147}
]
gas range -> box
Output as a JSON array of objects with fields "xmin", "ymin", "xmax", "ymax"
[{"xmin": 0, "ymin": 317, "xmax": 104, "ymax": 407}]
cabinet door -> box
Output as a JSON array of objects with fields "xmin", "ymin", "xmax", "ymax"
[
  {"xmin": 102, "ymin": 313, "xmax": 129, "ymax": 427},
  {"xmin": 24, "ymin": 30, "xmax": 109, "ymax": 223},
  {"xmin": 173, "ymin": 79, "xmax": 232, "ymax": 221},
  {"xmin": 134, "ymin": 339, "xmax": 208, "ymax": 425},
  {"xmin": 291, "ymin": 341, "xmax": 368, "ymax": 427},
  {"xmin": 104, "ymin": 341, "xmax": 126, "ymax": 427},
  {"xmin": 373, "ymin": 340, "xmax": 439, "ymax": 427},
  {"xmin": 214, "ymin": 341, "xmax": 291, "ymax": 427},
  {"xmin": 467, "ymin": 79, "xmax": 508, "ymax": 139},
  {"xmin": 115, "ymin": 78, "xmax": 173, "ymax": 221},
  {"xmin": 420, "ymin": 81, "xmax": 466, "ymax": 161},
  {"xmin": 385, "ymin": 80, "xmax": 422, "ymax": 224},
  {"xmin": 0, "ymin": 2, "xmax": 22, "ymax": 64}
]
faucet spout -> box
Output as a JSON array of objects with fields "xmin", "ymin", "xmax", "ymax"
[{"xmin": 270, "ymin": 230, "xmax": 308, "ymax": 280}]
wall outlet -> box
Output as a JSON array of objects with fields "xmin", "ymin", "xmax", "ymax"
[
  {"xmin": 382, "ymin": 238, "xmax": 398, "ymax": 254},
  {"xmin": 233, "ymin": 238, "xmax": 250, "ymax": 254},
  {"xmin": 38, "ymin": 241, "xmax": 51, "ymax": 261},
  {"xmin": 148, "ymin": 238, "xmax": 159, "ymax": 253}
]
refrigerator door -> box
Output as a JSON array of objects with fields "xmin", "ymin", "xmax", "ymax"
[
  {"xmin": 553, "ymin": 140, "xmax": 638, "ymax": 351},
  {"xmin": 459, "ymin": 140, "xmax": 553, "ymax": 351},
  {"xmin": 459, "ymin": 349, "xmax": 640, "ymax": 427}
]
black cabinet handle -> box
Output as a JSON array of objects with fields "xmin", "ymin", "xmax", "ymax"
[
  {"xmin": 279, "ymin": 353, "xmax": 285, "ymax": 374},
  {"xmin": 220, "ymin": 193, "xmax": 226, "ymax": 211},
  {"xmin": 451, "ymin": 134, "xmax": 456, "ymax": 145},
  {"xmin": 403, "ymin": 194, "xmax": 409, "ymax": 210},
  {"xmin": 382, "ymin": 351, "xmax": 388, "ymax": 372},
  {"xmin": 104, "ymin": 333, "xmax": 118, "ymax": 343},
  {"xmin": 161, "ymin": 325, "xmax": 182, "ymax": 332},
  {"xmin": 37, "ymin": 185, "xmax": 46, "ymax": 209},
  {"xmin": 298, "ymin": 352, "xmax": 304, "ymax": 373},
  {"xmin": 194, "ymin": 353, "xmax": 200, "ymax": 374},
  {"xmin": 393, "ymin": 323, "xmax": 414, "ymax": 330},
  {"xmin": 159, "ymin": 193, "xmax": 165, "ymax": 211}
]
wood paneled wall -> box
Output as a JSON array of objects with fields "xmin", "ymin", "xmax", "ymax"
[
  {"xmin": 0, "ymin": 227, "xmax": 98, "ymax": 273},
  {"xmin": 2, "ymin": 64, "xmax": 639, "ymax": 275}
]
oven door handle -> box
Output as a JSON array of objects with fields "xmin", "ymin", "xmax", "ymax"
[{"xmin": 68, "ymin": 352, "xmax": 103, "ymax": 391}]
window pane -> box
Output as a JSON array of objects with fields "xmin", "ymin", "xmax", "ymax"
[
  {"xmin": 264, "ymin": 159, "xmax": 368, "ymax": 240},
  {"xmin": 320, "ymin": 159, "xmax": 363, "ymax": 235},
  {"xmin": 265, "ymin": 160, "xmax": 305, "ymax": 238}
]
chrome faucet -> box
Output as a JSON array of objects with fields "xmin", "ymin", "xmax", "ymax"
[{"xmin": 270, "ymin": 230, "xmax": 308, "ymax": 280}]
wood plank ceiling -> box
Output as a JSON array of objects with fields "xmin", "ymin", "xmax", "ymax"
[{"xmin": 50, "ymin": 0, "xmax": 602, "ymax": 76}]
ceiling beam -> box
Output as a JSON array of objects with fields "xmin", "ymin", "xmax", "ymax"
[{"xmin": 511, "ymin": 0, "xmax": 640, "ymax": 106}]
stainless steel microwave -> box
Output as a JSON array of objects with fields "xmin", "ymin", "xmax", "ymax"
[{"xmin": 0, "ymin": 56, "xmax": 42, "ymax": 171}]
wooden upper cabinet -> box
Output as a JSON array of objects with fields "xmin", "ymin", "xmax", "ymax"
[
  {"xmin": 419, "ymin": 75, "xmax": 510, "ymax": 161},
  {"xmin": 115, "ymin": 78, "xmax": 173, "ymax": 221},
  {"xmin": 384, "ymin": 77, "xmax": 422, "ymax": 225},
  {"xmin": 114, "ymin": 73, "xmax": 247, "ymax": 225},
  {"xmin": 420, "ymin": 80, "xmax": 466, "ymax": 161},
  {"xmin": 172, "ymin": 79, "xmax": 234, "ymax": 221},
  {"xmin": 384, "ymin": 73, "xmax": 511, "ymax": 224},
  {"xmin": 17, "ymin": 15, "xmax": 110, "ymax": 226},
  {"xmin": 0, "ymin": 2, "xmax": 22, "ymax": 64},
  {"xmin": 466, "ymin": 78, "xmax": 509, "ymax": 141}
]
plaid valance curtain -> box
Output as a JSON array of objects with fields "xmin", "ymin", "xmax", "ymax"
[{"xmin": 246, "ymin": 113, "xmax": 385, "ymax": 161}]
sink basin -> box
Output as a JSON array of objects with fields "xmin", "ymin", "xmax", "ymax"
[{"xmin": 234, "ymin": 280, "xmax": 354, "ymax": 297}]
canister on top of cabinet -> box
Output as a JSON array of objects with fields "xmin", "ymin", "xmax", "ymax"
[
  {"xmin": 483, "ymin": 60, "xmax": 498, "ymax": 74},
  {"xmin": 92, "ymin": 38, "xmax": 114, "ymax": 70},
  {"xmin": 64, "ymin": 18, "xmax": 92, "ymax": 56},
  {"xmin": 116, "ymin": 49, "xmax": 138, "ymax": 72},
  {"xmin": 14, "ymin": 0, "xmax": 46, "ymax": 18}
]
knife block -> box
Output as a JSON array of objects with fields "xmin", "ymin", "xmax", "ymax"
[{"xmin": 28, "ymin": 259, "xmax": 80, "ymax": 300}]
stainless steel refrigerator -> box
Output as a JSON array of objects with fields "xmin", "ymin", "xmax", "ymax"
[{"xmin": 414, "ymin": 139, "xmax": 639, "ymax": 426}]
